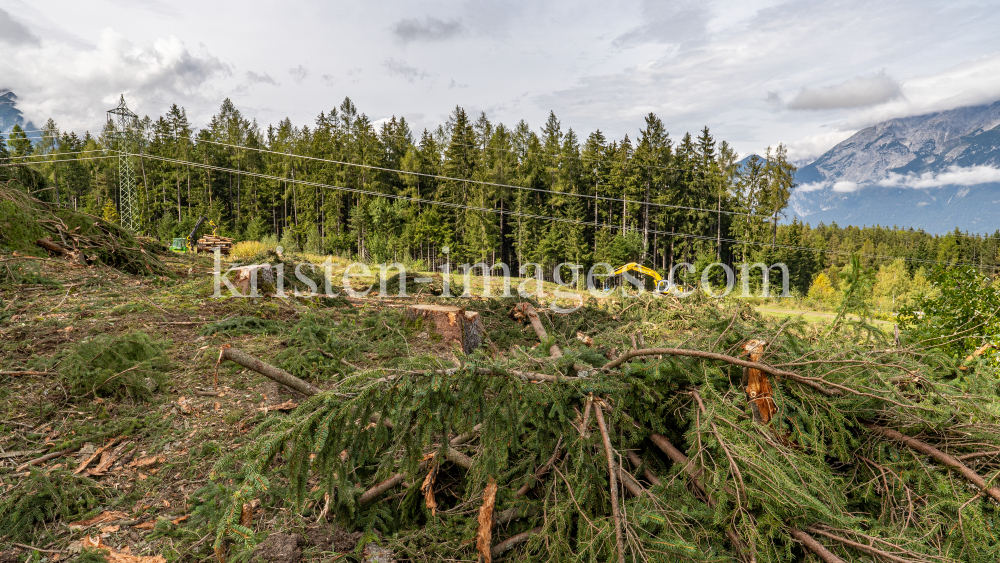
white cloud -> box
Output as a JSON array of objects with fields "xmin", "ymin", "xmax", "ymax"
[
  {"xmin": 0, "ymin": 8, "xmax": 40, "ymax": 46},
  {"xmin": 785, "ymin": 128, "xmax": 856, "ymax": 163},
  {"xmin": 0, "ymin": 28, "xmax": 228, "ymax": 130},
  {"xmin": 832, "ymin": 181, "xmax": 859, "ymax": 192},
  {"xmin": 796, "ymin": 181, "xmax": 829, "ymax": 193},
  {"xmin": 612, "ymin": 0, "xmax": 709, "ymax": 48},
  {"xmin": 841, "ymin": 53, "xmax": 1000, "ymax": 129},
  {"xmin": 881, "ymin": 165, "xmax": 1000, "ymax": 189},
  {"xmin": 788, "ymin": 71, "xmax": 903, "ymax": 110},
  {"xmin": 798, "ymin": 166, "xmax": 1000, "ymax": 193}
]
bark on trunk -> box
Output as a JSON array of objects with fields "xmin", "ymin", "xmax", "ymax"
[{"xmin": 405, "ymin": 304, "xmax": 485, "ymax": 354}]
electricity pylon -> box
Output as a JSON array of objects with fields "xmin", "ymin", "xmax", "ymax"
[{"xmin": 106, "ymin": 95, "xmax": 140, "ymax": 232}]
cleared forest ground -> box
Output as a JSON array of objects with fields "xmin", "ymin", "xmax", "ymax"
[{"xmin": 4, "ymin": 249, "xmax": 1000, "ymax": 563}]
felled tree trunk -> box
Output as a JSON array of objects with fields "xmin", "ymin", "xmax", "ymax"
[
  {"xmin": 35, "ymin": 237, "xmax": 87, "ymax": 265},
  {"xmin": 406, "ymin": 304, "xmax": 484, "ymax": 354}
]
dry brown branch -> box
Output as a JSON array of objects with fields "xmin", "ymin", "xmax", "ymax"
[
  {"xmin": 358, "ymin": 431, "xmax": 480, "ymax": 506},
  {"xmin": 866, "ymin": 423, "xmax": 1000, "ymax": 504},
  {"xmin": 216, "ymin": 345, "xmax": 321, "ymax": 396},
  {"xmin": 647, "ymin": 433, "xmax": 750, "ymax": 561},
  {"xmin": 593, "ymin": 401, "xmax": 626, "ymax": 563},
  {"xmin": 692, "ymin": 390, "xmax": 747, "ymax": 501},
  {"xmin": 514, "ymin": 437, "xmax": 563, "ymax": 499},
  {"xmin": 806, "ymin": 526, "xmax": 935, "ymax": 563},
  {"xmin": 626, "ymin": 450, "xmax": 662, "ymax": 487},
  {"xmin": 652, "ymin": 431, "xmax": 841, "ymax": 563},
  {"xmin": 359, "ymin": 473, "xmax": 408, "ymax": 507},
  {"xmin": 445, "ymin": 446, "xmax": 474, "ymax": 470},
  {"xmin": 787, "ymin": 529, "xmax": 847, "ymax": 563},
  {"xmin": 958, "ymin": 450, "xmax": 1000, "ymax": 462},
  {"xmin": 15, "ymin": 445, "xmax": 81, "ymax": 472},
  {"xmin": 0, "ymin": 370, "xmax": 57, "ymax": 376},
  {"xmin": 490, "ymin": 526, "xmax": 542, "ymax": 560},
  {"xmin": 603, "ymin": 347, "xmax": 836, "ymax": 396},
  {"xmin": 511, "ymin": 302, "xmax": 563, "ymax": 358}
]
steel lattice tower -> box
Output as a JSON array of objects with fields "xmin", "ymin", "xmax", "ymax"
[{"xmin": 107, "ymin": 95, "xmax": 140, "ymax": 232}]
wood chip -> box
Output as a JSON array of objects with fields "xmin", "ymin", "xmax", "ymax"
[
  {"xmin": 128, "ymin": 455, "xmax": 166, "ymax": 468},
  {"xmin": 68, "ymin": 510, "xmax": 129, "ymax": 530}
]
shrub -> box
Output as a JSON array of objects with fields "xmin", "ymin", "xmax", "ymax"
[
  {"xmin": 60, "ymin": 331, "xmax": 170, "ymax": 401},
  {"xmin": 229, "ymin": 240, "xmax": 273, "ymax": 262}
]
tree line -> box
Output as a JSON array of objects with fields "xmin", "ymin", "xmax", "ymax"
[{"xmin": 2, "ymin": 96, "xmax": 995, "ymax": 290}]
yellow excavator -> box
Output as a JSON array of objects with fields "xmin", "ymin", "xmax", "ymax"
[{"xmin": 609, "ymin": 262, "xmax": 671, "ymax": 294}]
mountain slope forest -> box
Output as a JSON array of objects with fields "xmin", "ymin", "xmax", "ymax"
[{"xmin": 3, "ymin": 96, "xmax": 1000, "ymax": 293}]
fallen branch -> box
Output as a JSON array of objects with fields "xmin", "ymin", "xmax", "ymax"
[
  {"xmin": 603, "ymin": 347, "xmax": 837, "ymax": 396},
  {"xmin": 787, "ymin": 529, "xmax": 847, "ymax": 563},
  {"xmin": 491, "ymin": 526, "xmax": 542, "ymax": 560},
  {"xmin": 865, "ymin": 423, "xmax": 1000, "ymax": 505},
  {"xmin": 805, "ymin": 527, "xmax": 917, "ymax": 563},
  {"xmin": 445, "ymin": 446, "xmax": 474, "ymax": 470},
  {"xmin": 511, "ymin": 303, "xmax": 563, "ymax": 358},
  {"xmin": 216, "ymin": 345, "xmax": 321, "ymax": 396},
  {"xmin": 11, "ymin": 543, "xmax": 64, "ymax": 555},
  {"xmin": 358, "ymin": 473, "xmax": 407, "ymax": 507},
  {"xmin": 513, "ymin": 437, "xmax": 563, "ymax": 498},
  {"xmin": 593, "ymin": 401, "xmax": 626, "ymax": 563},
  {"xmin": 15, "ymin": 445, "xmax": 81, "ymax": 472},
  {"xmin": 358, "ymin": 431, "xmax": 480, "ymax": 506},
  {"xmin": 0, "ymin": 370, "xmax": 57, "ymax": 377},
  {"xmin": 626, "ymin": 450, "xmax": 662, "ymax": 487}
]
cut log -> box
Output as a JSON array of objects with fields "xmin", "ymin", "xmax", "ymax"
[
  {"xmin": 406, "ymin": 304, "xmax": 484, "ymax": 354},
  {"xmin": 216, "ymin": 346, "xmax": 322, "ymax": 396}
]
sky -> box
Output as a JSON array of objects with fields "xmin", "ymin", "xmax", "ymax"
[{"xmin": 2, "ymin": 0, "xmax": 1000, "ymax": 164}]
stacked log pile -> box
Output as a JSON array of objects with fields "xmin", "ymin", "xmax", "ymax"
[{"xmin": 197, "ymin": 235, "xmax": 234, "ymax": 255}]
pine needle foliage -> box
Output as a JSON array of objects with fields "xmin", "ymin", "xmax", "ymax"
[
  {"xmin": 60, "ymin": 331, "xmax": 171, "ymax": 401},
  {"xmin": 0, "ymin": 468, "xmax": 107, "ymax": 542},
  {"xmin": 205, "ymin": 295, "xmax": 1000, "ymax": 562}
]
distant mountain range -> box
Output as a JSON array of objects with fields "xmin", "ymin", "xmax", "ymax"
[
  {"xmin": 0, "ymin": 90, "xmax": 39, "ymax": 140},
  {"xmin": 788, "ymin": 101, "xmax": 1000, "ymax": 234}
]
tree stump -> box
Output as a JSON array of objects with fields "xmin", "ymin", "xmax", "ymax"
[
  {"xmin": 405, "ymin": 304, "xmax": 484, "ymax": 354},
  {"xmin": 233, "ymin": 264, "xmax": 275, "ymax": 296}
]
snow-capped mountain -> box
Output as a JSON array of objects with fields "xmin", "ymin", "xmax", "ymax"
[{"xmin": 790, "ymin": 101, "xmax": 1000, "ymax": 234}]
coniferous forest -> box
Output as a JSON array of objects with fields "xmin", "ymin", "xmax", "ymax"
[{"xmin": 6, "ymin": 96, "xmax": 994, "ymax": 295}]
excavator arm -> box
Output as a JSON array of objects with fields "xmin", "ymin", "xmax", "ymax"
[{"xmin": 611, "ymin": 262, "xmax": 670, "ymax": 294}]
